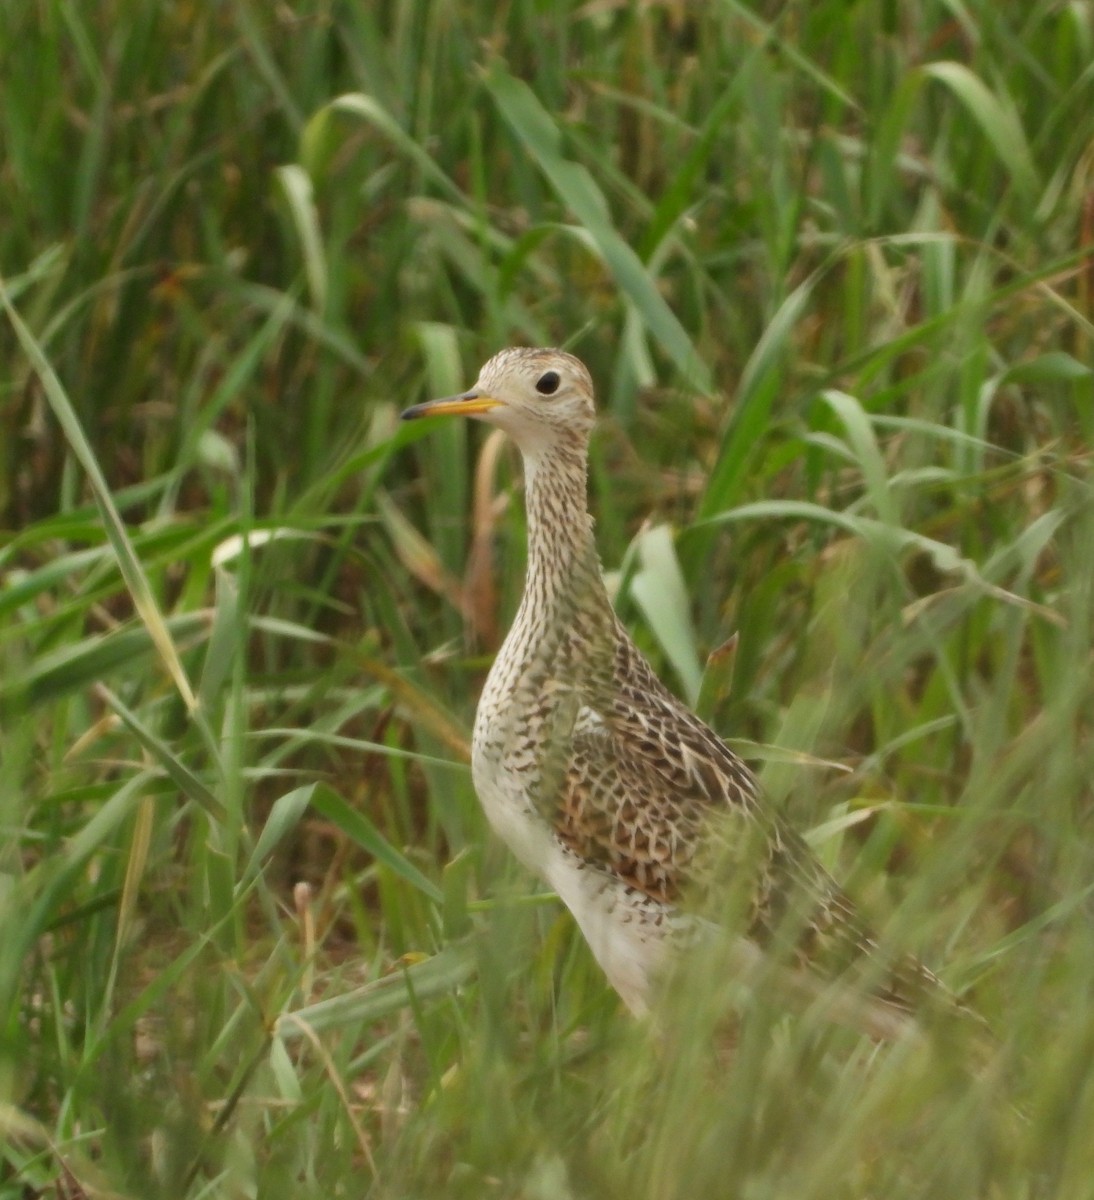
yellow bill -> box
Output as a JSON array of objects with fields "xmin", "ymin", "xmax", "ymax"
[{"xmin": 401, "ymin": 390, "xmax": 503, "ymax": 421}]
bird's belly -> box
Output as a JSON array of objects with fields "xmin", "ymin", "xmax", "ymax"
[
  {"xmin": 545, "ymin": 850, "xmax": 674, "ymax": 1015},
  {"xmin": 471, "ymin": 731, "xmax": 551, "ymax": 867},
  {"xmin": 471, "ymin": 734, "xmax": 672, "ymax": 1015}
]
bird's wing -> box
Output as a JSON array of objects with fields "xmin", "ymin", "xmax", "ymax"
[{"xmin": 552, "ymin": 636, "xmax": 944, "ymax": 1013}]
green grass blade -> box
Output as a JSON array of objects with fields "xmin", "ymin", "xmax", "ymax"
[
  {"xmin": 483, "ymin": 66, "xmax": 711, "ymax": 393},
  {"xmin": 239, "ymin": 784, "xmax": 315, "ymax": 889},
  {"xmin": 274, "ymin": 163, "xmax": 327, "ymax": 313},
  {"xmin": 0, "ymin": 277, "xmax": 198, "ymax": 712},
  {"xmin": 97, "ymin": 686, "xmax": 226, "ymax": 821},
  {"xmin": 698, "ymin": 273, "xmax": 818, "ymax": 519},
  {"xmin": 279, "ymin": 943, "xmax": 475, "ymax": 1035},
  {"xmin": 310, "ymin": 784, "xmax": 443, "ymax": 904},
  {"xmin": 629, "ymin": 525, "xmax": 703, "ymax": 706},
  {"xmin": 924, "ymin": 61, "xmax": 1041, "ymax": 203},
  {"xmin": 820, "ymin": 390, "xmax": 899, "ymax": 525}
]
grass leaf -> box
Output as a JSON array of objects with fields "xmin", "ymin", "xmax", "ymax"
[
  {"xmin": 483, "ymin": 66, "xmax": 711, "ymax": 393},
  {"xmin": 310, "ymin": 783, "xmax": 443, "ymax": 904},
  {"xmin": 924, "ymin": 61, "xmax": 1041, "ymax": 203},
  {"xmin": 0, "ymin": 278, "xmax": 199, "ymax": 712}
]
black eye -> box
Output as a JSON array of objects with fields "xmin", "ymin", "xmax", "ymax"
[{"xmin": 535, "ymin": 370, "xmax": 560, "ymax": 396}]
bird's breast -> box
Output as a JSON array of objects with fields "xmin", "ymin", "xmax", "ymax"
[{"xmin": 471, "ymin": 620, "xmax": 580, "ymax": 862}]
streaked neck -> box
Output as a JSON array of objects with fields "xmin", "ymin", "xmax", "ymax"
[{"xmin": 518, "ymin": 439, "xmax": 608, "ymax": 622}]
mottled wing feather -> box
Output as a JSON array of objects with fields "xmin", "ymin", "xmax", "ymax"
[{"xmin": 553, "ymin": 631, "xmax": 945, "ymax": 1012}]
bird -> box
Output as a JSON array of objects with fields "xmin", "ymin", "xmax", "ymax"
[{"xmin": 401, "ymin": 347, "xmax": 958, "ymax": 1039}]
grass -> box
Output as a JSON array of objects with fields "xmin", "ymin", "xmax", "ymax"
[{"xmin": 1, "ymin": 0, "xmax": 1093, "ymax": 1195}]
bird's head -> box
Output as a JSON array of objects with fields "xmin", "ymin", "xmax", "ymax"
[{"xmin": 401, "ymin": 347, "xmax": 596, "ymax": 455}]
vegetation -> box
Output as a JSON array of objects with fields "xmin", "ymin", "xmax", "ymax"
[{"xmin": 2, "ymin": 1, "xmax": 1092, "ymax": 1195}]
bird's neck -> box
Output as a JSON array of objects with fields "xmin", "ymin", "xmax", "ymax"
[{"xmin": 517, "ymin": 439, "xmax": 612, "ymax": 630}]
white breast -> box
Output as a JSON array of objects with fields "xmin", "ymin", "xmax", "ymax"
[{"xmin": 471, "ymin": 719, "xmax": 671, "ymax": 1016}]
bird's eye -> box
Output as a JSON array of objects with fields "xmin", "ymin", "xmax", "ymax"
[{"xmin": 535, "ymin": 370, "xmax": 561, "ymax": 396}]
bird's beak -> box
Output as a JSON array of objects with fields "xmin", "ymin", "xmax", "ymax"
[{"xmin": 400, "ymin": 389, "xmax": 503, "ymax": 421}]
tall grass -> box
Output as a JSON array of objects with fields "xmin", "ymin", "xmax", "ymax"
[{"xmin": 1, "ymin": 1, "xmax": 1092, "ymax": 1195}]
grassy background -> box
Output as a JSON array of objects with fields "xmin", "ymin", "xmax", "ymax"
[{"xmin": 2, "ymin": 1, "xmax": 1093, "ymax": 1195}]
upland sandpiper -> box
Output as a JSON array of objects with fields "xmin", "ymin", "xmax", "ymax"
[{"xmin": 402, "ymin": 347, "xmax": 952, "ymax": 1037}]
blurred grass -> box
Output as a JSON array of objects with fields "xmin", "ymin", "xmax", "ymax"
[{"xmin": 1, "ymin": 0, "xmax": 1093, "ymax": 1195}]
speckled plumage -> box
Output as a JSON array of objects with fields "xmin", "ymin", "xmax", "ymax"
[{"xmin": 402, "ymin": 348, "xmax": 950, "ymax": 1035}]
